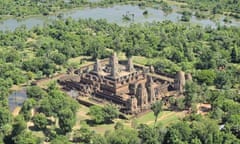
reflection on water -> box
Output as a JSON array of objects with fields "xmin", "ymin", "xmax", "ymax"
[
  {"xmin": 8, "ymin": 89, "xmax": 27, "ymax": 112},
  {"xmin": 1, "ymin": 5, "xmax": 240, "ymax": 31}
]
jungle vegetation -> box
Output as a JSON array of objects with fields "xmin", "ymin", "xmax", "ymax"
[
  {"xmin": 0, "ymin": 17, "xmax": 240, "ymax": 143},
  {"xmin": 0, "ymin": 1, "xmax": 240, "ymax": 144}
]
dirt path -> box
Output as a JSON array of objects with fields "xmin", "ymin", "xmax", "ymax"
[
  {"xmin": 35, "ymin": 73, "xmax": 66, "ymax": 88},
  {"xmin": 12, "ymin": 106, "xmax": 21, "ymax": 117}
]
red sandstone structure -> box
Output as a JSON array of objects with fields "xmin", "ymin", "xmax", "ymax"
[{"xmin": 58, "ymin": 53, "xmax": 190, "ymax": 114}]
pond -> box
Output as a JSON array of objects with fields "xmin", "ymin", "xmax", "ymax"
[
  {"xmin": 1, "ymin": 5, "xmax": 240, "ymax": 31},
  {"xmin": 8, "ymin": 89, "xmax": 27, "ymax": 112},
  {"xmin": 8, "ymin": 88, "xmax": 79, "ymax": 111}
]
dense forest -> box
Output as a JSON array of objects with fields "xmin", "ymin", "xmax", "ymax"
[
  {"xmin": 0, "ymin": 17, "xmax": 240, "ymax": 143},
  {"xmin": 1, "ymin": 0, "xmax": 240, "ymax": 144},
  {"xmin": 1, "ymin": 18, "xmax": 240, "ymax": 82}
]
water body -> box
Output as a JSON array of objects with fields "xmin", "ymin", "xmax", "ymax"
[
  {"xmin": 1, "ymin": 5, "xmax": 240, "ymax": 31},
  {"xmin": 8, "ymin": 89, "xmax": 27, "ymax": 112}
]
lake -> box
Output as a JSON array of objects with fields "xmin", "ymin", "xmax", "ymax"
[
  {"xmin": 8, "ymin": 89, "xmax": 27, "ymax": 112},
  {"xmin": 1, "ymin": 5, "xmax": 240, "ymax": 31}
]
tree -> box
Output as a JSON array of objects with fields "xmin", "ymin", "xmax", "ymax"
[
  {"xmin": 220, "ymin": 132, "xmax": 240, "ymax": 144},
  {"xmin": 106, "ymin": 129, "xmax": 140, "ymax": 144},
  {"xmin": 47, "ymin": 81, "xmax": 58, "ymax": 92},
  {"xmin": 184, "ymin": 81, "xmax": 199, "ymax": 108},
  {"xmin": 73, "ymin": 126, "xmax": 95, "ymax": 143},
  {"xmin": 50, "ymin": 52, "xmax": 66, "ymax": 65},
  {"xmin": 231, "ymin": 47, "xmax": 239, "ymax": 63},
  {"xmin": 39, "ymin": 97, "xmax": 53, "ymax": 117},
  {"xmin": 191, "ymin": 138, "xmax": 202, "ymax": 144},
  {"xmin": 138, "ymin": 124, "xmax": 159, "ymax": 144},
  {"xmin": 210, "ymin": 107, "xmax": 224, "ymax": 121},
  {"xmin": 89, "ymin": 105, "xmax": 119, "ymax": 124},
  {"xmin": 196, "ymin": 70, "xmax": 216, "ymax": 85},
  {"xmin": 40, "ymin": 89, "xmax": 78, "ymax": 118},
  {"xmin": 13, "ymin": 130, "xmax": 41, "ymax": 144},
  {"xmin": 1, "ymin": 123, "xmax": 12, "ymax": 137},
  {"xmin": 92, "ymin": 134, "xmax": 107, "ymax": 144},
  {"xmin": 151, "ymin": 101, "xmax": 163, "ymax": 127},
  {"xmin": 225, "ymin": 114, "xmax": 240, "ymax": 138},
  {"xmin": 50, "ymin": 135, "xmax": 71, "ymax": 144},
  {"xmin": 0, "ymin": 134, "xmax": 4, "ymax": 144},
  {"xmin": 114, "ymin": 121, "xmax": 124, "ymax": 130},
  {"xmin": 176, "ymin": 97, "xmax": 186, "ymax": 110},
  {"xmin": 58, "ymin": 108, "xmax": 76, "ymax": 134},
  {"xmin": 11, "ymin": 115, "xmax": 27, "ymax": 137},
  {"xmin": 0, "ymin": 108, "xmax": 12, "ymax": 128},
  {"xmin": 102, "ymin": 104, "xmax": 119, "ymax": 123},
  {"xmin": 26, "ymin": 86, "xmax": 47, "ymax": 100},
  {"xmin": 190, "ymin": 118, "xmax": 220, "ymax": 144},
  {"xmin": 89, "ymin": 105, "xmax": 105, "ymax": 124},
  {"xmin": 20, "ymin": 98, "xmax": 36, "ymax": 121},
  {"xmin": 214, "ymin": 71, "xmax": 232, "ymax": 89},
  {"xmin": 32, "ymin": 113, "xmax": 48, "ymax": 130},
  {"xmin": 0, "ymin": 87, "xmax": 9, "ymax": 108}
]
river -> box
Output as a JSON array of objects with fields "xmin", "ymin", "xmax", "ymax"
[{"xmin": 1, "ymin": 5, "xmax": 240, "ymax": 32}]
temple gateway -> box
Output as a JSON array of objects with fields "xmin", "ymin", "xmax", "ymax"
[{"xmin": 58, "ymin": 53, "xmax": 191, "ymax": 114}]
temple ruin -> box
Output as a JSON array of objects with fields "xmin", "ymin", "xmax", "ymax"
[{"xmin": 58, "ymin": 53, "xmax": 190, "ymax": 114}]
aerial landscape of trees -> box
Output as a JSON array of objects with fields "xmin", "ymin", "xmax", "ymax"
[
  {"xmin": 174, "ymin": 0, "xmax": 240, "ymax": 18},
  {"xmin": 0, "ymin": 0, "xmax": 240, "ymax": 143}
]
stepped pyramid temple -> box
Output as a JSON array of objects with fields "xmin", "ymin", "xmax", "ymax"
[{"xmin": 58, "ymin": 53, "xmax": 190, "ymax": 114}]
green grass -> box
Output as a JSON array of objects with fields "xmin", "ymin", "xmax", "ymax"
[
  {"xmin": 73, "ymin": 104, "xmax": 186, "ymax": 135},
  {"xmin": 89, "ymin": 123, "xmax": 115, "ymax": 134},
  {"xmin": 163, "ymin": 0, "xmax": 188, "ymax": 7},
  {"xmin": 136, "ymin": 111, "xmax": 156, "ymax": 123},
  {"xmin": 67, "ymin": 56, "xmax": 91, "ymax": 64},
  {"xmin": 157, "ymin": 114, "xmax": 181, "ymax": 126},
  {"xmin": 136, "ymin": 110, "xmax": 184, "ymax": 127},
  {"xmin": 132, "ymin": 56, "xmax": 160, "ymax": 65}
]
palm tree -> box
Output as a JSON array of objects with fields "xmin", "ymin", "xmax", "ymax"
[{"xmin": 151, "ymin": 101, "xmax": 163, "ymax": 128}]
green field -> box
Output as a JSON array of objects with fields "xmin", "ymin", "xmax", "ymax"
[{"xmin": 74, "ymin": 105, "xmax": 186, "ymax": 135}]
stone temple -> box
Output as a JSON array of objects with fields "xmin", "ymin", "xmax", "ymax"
[{"xmin": 58, "ymin": 53, "xmax": 190, "ymax": 114}]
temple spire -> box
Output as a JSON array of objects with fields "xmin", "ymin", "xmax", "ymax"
[
  {"xmin": 136, "ymin": 83, "xmax": 148, "ymax": 108},
  {"xmin": 110, "ymin": 52, "xmax": 119, "ymax": 77},
  {"xmin": 147, "ymin": 75, "xmax": 153, "ymax": 84},
  {"xmin": 175, "ymin": 71, "xmax": 185, "ymax": 93},
  {"xmin": 146, "ymin": 75, "xmax": 155, "ymax": 103},
  {"xmin": 94, "ymin": 59, "xmax": 102, "ymax": 73},
  {"xmin": 127, "ymin": 56, "xmax": 134, "ymax": 72}
]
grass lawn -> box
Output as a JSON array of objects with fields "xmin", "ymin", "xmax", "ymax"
[
  {"xmin": 67, "ymin": 56, "xmax": 92, "ymax": 66},
  {"xmin": 132, "ymin": 56, "xmax": 160, "ymax": 65},
  {"xmin": 136, "ymin": 111, "xmax": 169, "ymax": 124},
  {"xmin": 74, "ymin": 104, "xmax": 187, "ymax": 135},
  {"xmin": 73, "ymin": 105, "xmax": 91, "ymax": 130},
  {"xmin": 136, "ymin": 110, "xmax": 185, "ymax": 127},
  {"xmin": 89, "ymin": 123, "xmax": 115, "ymax": 134},
  {"xmin": 163, "ymin": 0, "xmax": 188, "ymax": 7}
]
